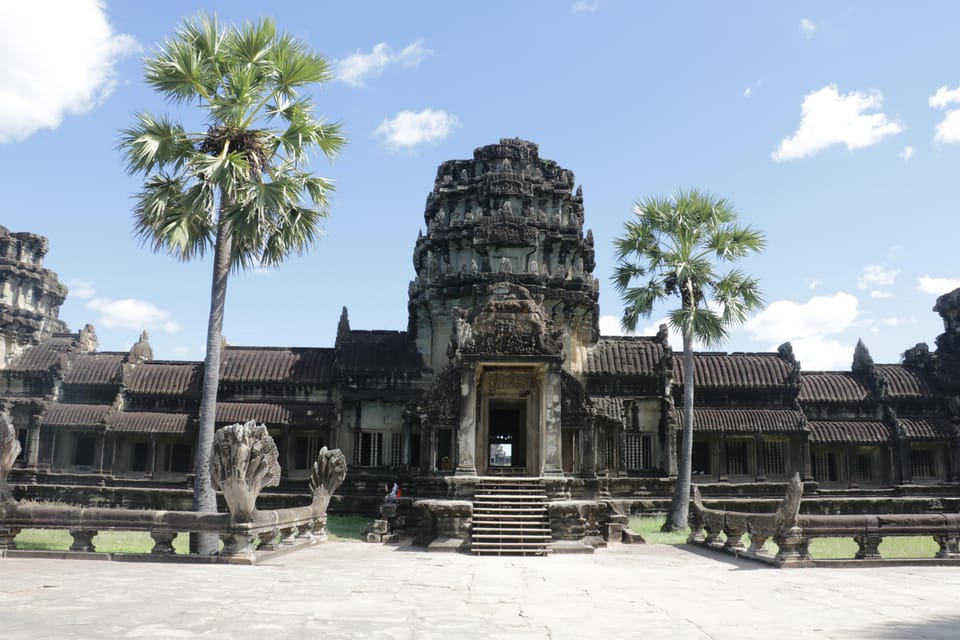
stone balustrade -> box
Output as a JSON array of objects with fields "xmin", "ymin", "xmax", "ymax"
[
  {"xmin": 688, "ymin": 472, "xmax": 960, "ymax": 567},
  {"xmin": 0, "ymin": 421, "xmax": 347, "ymax": 559}
]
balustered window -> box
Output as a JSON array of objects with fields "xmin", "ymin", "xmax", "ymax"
[
  {"xmin": 389, "ymin": 432, "xmax": 404, "ymax": 467},
  {"xmin": 813, "ymin": 448, "xmax": 843, "ymax": 483},
  {"xmin": 624, "ymin": 434, "xmax": 654, "ymax": 471},
  {"xmin": 293, "ymin": 433, "xmax": 322, "ymax": 470},
  {"xmin": 726, "ymin": 438, "xmax": 752, "ymax": 476},
  {"xmin": 354, "ymin": 431, "xmax": 382, "ymax": 467},
  {"xmin": 764, "ymin": 439, "xmax": 787, "ymax": 476},
  {"xmin": 855, "ymin": 447, "xmax": 876, "ymax": 482},
  {"xmin": 911, "ymin": 446, "xmax": 936, "ymax": 479}
]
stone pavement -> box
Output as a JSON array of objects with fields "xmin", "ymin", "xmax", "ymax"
[{"xmin": 2, "ymin": 543, "xmax": 959, "ymax": 639}]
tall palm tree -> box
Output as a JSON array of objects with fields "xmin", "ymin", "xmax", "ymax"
[
  {"xmin": 612, "ymin": 189, "xmax": 765, "ymax": 531},
  {"xmin": 119, "ymin": 14, "xmax": 345, "ymax": 553}
]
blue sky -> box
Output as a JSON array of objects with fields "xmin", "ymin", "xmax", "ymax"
[{"xmin": 2, "ymin": 1, "xmax": 959, "ymax": 370}]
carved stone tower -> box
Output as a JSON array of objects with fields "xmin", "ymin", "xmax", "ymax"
[
  {"xmin": 407, "ymin": 138, "xmax": 600, "ymax": 374},
  {"xmin": 0, "ymin": 226, "xmax": 68, "ymax": 366}
]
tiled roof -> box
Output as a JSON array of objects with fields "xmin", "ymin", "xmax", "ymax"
[
  {"xmin": 125, "ymin": 362, "xmax": 202, "ymax": 396},
  {"xmin": 62, "ymin": 353, "xmax": 125, "ymax": 386},
  {"xmin": 220, "ymin": 347, "xmax": 334, "ymax": 384},
  {"xmin": 337, "ymin": 331, "xmax": 423, "ymax": 372},
  {"xmin": 43, "ymin": 403, "xmax": 111, "ymax": 427},
  {"xmin": 6, "ymin": 336, "xmax": 74, "ymax": 373},
  {"xmin": 799, "ymin": 372, "xmax": 871, "ymax": 403},
  {"xmin": 583, "ymin": 337, "xmax": 663, "ymax": 377},
  {"xmin": 876, "ymin": 365, "xmax": 937, "ymax": 399},
  {"xmin": 899, "ymin": 418, "xmax": 955, "ymax": 440},
  {"xmin": 107, "ymin": 411, "xmax": 193, "ymax": 434},
  {"xmin": 216, "ymin": 402, "xmax": 291, "ymax": 424},
  {"xmin": 808, "ymin": 421, "xmax": 890, "ymax": 444},
  {"xmin": 672, "ymin": 407, "xmax": 806, "ymax": 432},
  {"xmin": 673, "ymin": 353, "xmax": 794, "ymax": 389}
]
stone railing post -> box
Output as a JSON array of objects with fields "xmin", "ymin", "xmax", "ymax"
[
  {"xmin": 150, "ymin": 529, "xmax": 177, "ymax": 555},
  {"xmin": 854, "ymin": 516, "xmax": 882, "ymax": 559},
  {"xmin": 69, "ymin": 529, "xmax": 98, "ymax": 552},
  {"xmin": 773, "ymin": 525, "xmax": 812, "ymax": 567},
  {"xmin": 309, "ymin": 447, "xmax": 347, "ymax": 542}
]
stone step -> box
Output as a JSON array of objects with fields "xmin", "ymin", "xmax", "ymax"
[
  {"xmin": 473, "ymin": 526, "xmax": 551, "ymax": 534},
  {"xmin": 472, "ymin": 533, "xmax": 552, "ymax": 540}
]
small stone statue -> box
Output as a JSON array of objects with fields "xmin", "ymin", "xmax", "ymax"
[
  {"xmin": 574, "ymin": 257, "xmax": 585, "ymax": 277},
  {"xmin": 538, "ymin": 209, "xmax": 547, "ymax": 224},
  {"xmin": 552, "ymin": 263, "xmax": 566, "ymax": 279},
  {"xmin": 471, "ymin": 258, "xmax": 480, "ymax": 274},
  {"xmin": 540, "ymin": 263, "xmax": 550, "ymax": 277},
  {"xmin": 460, "ymin": 169, "xmax": 469, "ymax": 181},
  {"xmin": 499, "ymin": 200, "xmax": 513, "ymax": 216},
  {"xmin": 529, "ymin": 259, "xmax": 538, "ymax": 274},
  {"xmin": 436, "ymin": 208, "xmax": 448, "ymax": 226},
  {"xmin": 128, "ymin": 330, "xmax": 153, "ymax": 364},
  {"xmin": 502, "ymin": 158, "xmax": 512, "ymax": 172},
  {"xmin": 523, "ymin": 204, "xmax": 535, "ymax": 218},
  {"xmin": 500, "ymin": 256, "xmax": 513, "ymax": 273}
]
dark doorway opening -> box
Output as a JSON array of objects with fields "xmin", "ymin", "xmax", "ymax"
[
  {"xmin": 489, "ymin": 403, "xmax": 525, "ymax": 473},
  {"xmin": 692, "ymin": 441, "xmax": 711, "ymax": 476}
]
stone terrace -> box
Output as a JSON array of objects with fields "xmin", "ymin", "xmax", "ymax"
[{"xmin": 2, "ymin": 543, "xmax": 959, "ymax": 639}]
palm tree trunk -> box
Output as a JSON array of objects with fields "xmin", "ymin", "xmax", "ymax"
[
  {"xmin": 664, "ymin": 328, "xmax": 695, "ymax": 531},
  {"xmin": 189, "ymin": 210, "xmax": 232, "ymax": 554}
]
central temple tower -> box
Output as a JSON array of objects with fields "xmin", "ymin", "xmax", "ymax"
[{"xmin": 407, "ymin": 139, "xmax": 600, "ymax": 477}]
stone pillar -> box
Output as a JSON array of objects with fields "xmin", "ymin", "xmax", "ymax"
[
  {"xmin": 146, "ymin": 438, "xmax": 156, "ymax": 478},
  {"xmin": 754, "ymin": 434, "xmax": 766, "ymax": 482},
  {"xmin": 664, "ymin": 423, "xmax": 677, "ymax": 477},
  {"xmin": 279, "ymin": 425, "xmax": 291, "ymax": 478},
  {"xmin": 542, "ymin": 367, "xmax": 563, "ymax": 477},
  {"xmin": 26, "ymin": 419, "xmax": 40, "ymax": 468},
  {"xmin": 800, "ymin": 433, "xmax": 813, "ymax": 481},
  {"xmin": 899, "ymin": 440, "xmax": 913, "ymax": 484},
  {"xmin": 718, "ymin": 433, "xmax": 728, "ymax": 482},
  {"xmin": 401, "ymin": 419, "xmax": 411, "ymax": 467},
  {"xmin": 455, "ymin": 366, "xmax": 477, "ymax": 476},
  {"xmin": 847, "ymin": 445, "xmax": 858, "ymax": 489},
  {"xmin": 582, "ymin": 418, "xmax": 597, "ymax": 478},
  {"xmin": 950, "ymin": 435, "xmax": 960, "ymax": 483}
]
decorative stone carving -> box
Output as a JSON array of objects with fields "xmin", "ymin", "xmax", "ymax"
[
  {"xmin": 78, "ymin": 323, "xmax": 98, "ymax": 353},
  {"xmin": 529, "ymin": 259, "xmax": 538, "ymax": 274},
  {"xmin": 499, "ymin": 200, "xmax": 513, "ymax": 216},
  {"xmin": 574, "ymin": 257, "xmax": 584, "ymax": 278},
  {"xmin": 128, "ymin": 330, "xmax": 153, "ymax": 365},
  {"xmin": 499, "ymin": 256, "xmax": 513, "ymax": 274},
  {"xmin": 210, "ymin": 420, "xmax": 281, "ymax": 523},
  {"xmin": 308, "ymin": 447, "xmax": 347, "ymax": 539},
  {"xmin": 436, "ymin": 208, "xmax": 448, "ymax": 226},
  {"xmin": 451, "ymin": 282, "xmax": 562, "ymax": 358},
  {"xmin": 0, "ymin": 414, "xmax": 21, "ymax": 503}
]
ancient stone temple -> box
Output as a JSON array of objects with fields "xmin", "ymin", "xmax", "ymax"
[{"xmin": 3, "ymin": 140, "xmax": 960, "ymax": 537}]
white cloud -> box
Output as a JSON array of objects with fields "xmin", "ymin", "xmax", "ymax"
[
  {"xmin": 374, "ymin": 109, "xmax": 460, "ymax": 149},
  {"xmin": 928, "ymin": 85, "xmax": 960, "ymax": 144},
  {"xmin": 572, "ymin": 0, "xmax": 600, "ymax": 13},
  {"xmin": 745, "ymin": 293, "xmax": 858, "ymax": 342},
  {"xmin": 0, "ymin": 0, "xmax": 138, "ymax": 143},
  {"xmin": 85, "ymin": 298, "xmax": 180, "ymax": 333},
  {"xmin": 599, "ymin": 315, "xmax": 629, "ymax": 335},
  {"xmin": 918, "ymin": 276, "xmax": 960, "ymax": 296},
  {"xmin": 800, "ymin": 18, "xmax": 818, "ymax": 37},
  {"xmin": 929, "ymin": 85, "xmax": 960, "ymax": 109},
  {"xmin": 807, "ymin": 278, "xmax": 822, "ymax": 290},
  {"xmin": 67, "ymin": 279, "xmax": 97, "ymax": 299},
  {"xmin": 899, "ymin": 145, "xmax": 914, "ymax": 161},
  {"xmin": 772, "ymin": 85, "xmax": 903, "ymax": 161},
  {"xmin": 858, "ymin": 264, "xmax": 898, "ymax": 290},
  {"xmin": 743, "ymin": 87, "xmax": 753, "ymax": 99},
  {"xmin": 933, "ymin": 110, "xmax": 960, "ymax": 144},
  {"xmin": 870, "ymin": 290, "xmax": 893, "ymax": 299},
  {"xmin": 782, "ymin": 337, "xmax": 852, "ymax": 371},
  {"xmin": 334, "ymin": 39, "xmax": 432, "ymax": 88}
]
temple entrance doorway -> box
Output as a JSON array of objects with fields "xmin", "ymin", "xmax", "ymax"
[{"xmin": 488, "ymin": 401, "xmax": 526, "ymax": 475}]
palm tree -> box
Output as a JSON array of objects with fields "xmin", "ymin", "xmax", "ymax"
[
  {"xmin": 612, "ymin": 189, "xmax": 765, "ymax": 531},
  {"xmin": 119, "ymin": 14, "xmax": 345, "ymax": 553}
]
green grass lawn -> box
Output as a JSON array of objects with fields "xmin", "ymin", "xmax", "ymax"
[
  {"xmin": 629, "ymin": 516, "xmax": 942, "ymax": 560},
  {"xmin": 13, "ymin": 514, "xmax": 368, "ymax": 553}
]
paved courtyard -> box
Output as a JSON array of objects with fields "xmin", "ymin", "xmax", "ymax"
[{"xmin": 2, "ymin": 542, "xmax": 959, "ymax": 639}]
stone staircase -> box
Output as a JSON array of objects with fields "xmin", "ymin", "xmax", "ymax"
[{"xmin": 471, "ymin": 477, "xmax": 551, "ymax": 556}]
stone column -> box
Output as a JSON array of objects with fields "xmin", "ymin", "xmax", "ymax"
[
  {"xmin": 26, "ymin": 416, "xmax": 40, "ymax": 467},
  {"xmin": 718, "ymin": 433, "xmax": 728, "ymax": 482},
  {"xmin": 279, "ymin": 425, "xmax": 291, "ymax": 478},
  {"xmin": 401, "ymin": 419, "xmax": 411, "ymax": 467},
  {"xmin": 899, "ymin": 440, "xmax": 913, "ymax": 484},
  {"xmin": 754, "ymin": 434, "xmax": 766, "ymax": 482},
  {"xmin": 146, "ymin": 437, "xmax": 156, "ymax": 478},
  {"xmin": 455, "ymin": 366, "xmax": 477, "ymax": 476},
  {"xmin": 542, "ymin": 367, "xmax": 563, "ymax": 477},
  {"xmin": 582, "ymin": 418, "xmax": 597, "ymax": 478},
  {"xmin": 800, "ymin": 433, "xmax": 813, "ymax": 481},
  {"xmin": 950, "ymin": 435, "xmax": 960, "ymax": 482},
  {"xmin": 847, "ymin": 445, "xmax": 858, "ymax": 489}
]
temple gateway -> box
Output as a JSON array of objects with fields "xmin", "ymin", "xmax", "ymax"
[{"xmin": 4, "ymin": 139, "xmax": 960, "ymax": 537}]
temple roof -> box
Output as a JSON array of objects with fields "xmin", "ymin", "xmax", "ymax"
[
  {"xmin": 808, "ymin": 420, "xmax": 890, "ymax": 444},
  {"xmin": 876, "ymin": 365, "xmax": 938, "ymax": 399},
  {"xmin": 673, "ymin": 352, "xmax": 795, "ymax": 389},
  {"xmin": 220, "ymin": 347, "xmax": 334, "ymax": 384},
  {"xmin": 584, "ymin": 337, "xmax": 663, "ymax": 377},
  {"xmin": 799, "ymin": 372, "xmax": 871, "ymax": 403},
  {"xmin": 62, "ymin": 353, "xmax": 125, "ymax": 386},
  {"xmin": 215, "ymin": 401, "xmax": 336, "ymax": 425},
  {"xmin": 672, "ymin": 407, "xmax": 806, "ymax": 432},
  {"xmin": 43, "ymin": 403, "xmax": 111, "ymax": 427},
  {"xmin": 899, "ymin": 418, "xmax": 955, "ymax": 440},
  {"xmin": 106, "ymin": 411, "xmax": 193, "ymax": 434},
  {"xmin": 125, "ymin": 362, "xmax": 202, "ymax": 397},
  {"xmin": 6, "ymin": 335, "xmax": 74, "ymax": 373}
]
